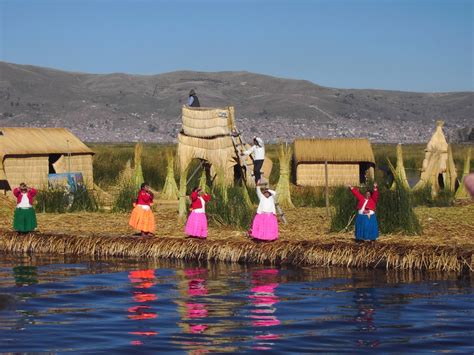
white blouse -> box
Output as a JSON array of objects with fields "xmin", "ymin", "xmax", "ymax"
[
  {"xmin": 244, "ymin": 138, "xmax": 265, "ymax": 160},
  {"xmin": 256, "ymin": 188, "xmax": 276, "ymax": 214},
  {"xmin": 17, "ymin": 193, "xmax": 32, "ymax": 208}
]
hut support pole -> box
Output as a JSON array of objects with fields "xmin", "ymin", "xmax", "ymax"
[{"xmin": 324, "ymin": 160, "xmax": 329, "ymax": 217}]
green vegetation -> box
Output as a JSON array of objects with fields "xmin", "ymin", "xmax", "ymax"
[
  {"xmin": 206, "ymin": 185, "xmax": 255, "ymax": 230},
  {"xmin": 36, "ymin": 187, "xmax": 99, "ymax": 213},
  {"xmin": 291, "ymin": 186, "xmax": 326, "ymax": 207},
  {"xmin": 329, "ymin": 186, "xmax": 356, "ymax": 232}
]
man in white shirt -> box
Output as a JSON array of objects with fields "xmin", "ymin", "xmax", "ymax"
[{"xmin": 242, "ymin": 137, "xmax": 265, "ymax": 184}]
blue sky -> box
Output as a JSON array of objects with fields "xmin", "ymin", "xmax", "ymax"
[{"xmin": 0, "ymin": 0, "xmax": 472, "ymax": 92}]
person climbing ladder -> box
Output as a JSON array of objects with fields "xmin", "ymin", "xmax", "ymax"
[{"xmin": 241, "ymin": 136, "xmax": 265, "ymax": 185}]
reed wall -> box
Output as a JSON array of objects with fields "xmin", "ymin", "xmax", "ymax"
[{"xmin": 296, "ymin": 163, "xmax": 359, "ymax": 186}]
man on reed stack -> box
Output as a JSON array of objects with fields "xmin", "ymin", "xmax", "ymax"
[{"xmin": 187, "ymin": 89, "xmax": 200, "ymax": 107}]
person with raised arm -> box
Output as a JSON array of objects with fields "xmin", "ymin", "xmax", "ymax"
[
  {"xmin": 13, "ymin": 182, "xmax": 37, "ymax": 233},
  {"xmin": 249, "ymin": 186, "xmax": 278, "ymax": 242},
  {"xmin": 349, "ymin": 183, "xmax": 379, "ymax": 242},
  {"xmin": 185, "ymin": 187, "xmax": 212, "ymax": 239}
]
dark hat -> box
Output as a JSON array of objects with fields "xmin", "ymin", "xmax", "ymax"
[{"xmin": 189, "ymin": 89, "xmax": 196, "ymax": 96}]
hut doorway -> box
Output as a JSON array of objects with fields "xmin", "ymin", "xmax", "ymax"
[
  {"xmin": 359, "ymin": 162, "xmax": 375, "ymax": 183},
  {"xmin": 0, "ymin": 180, "xmax": 10, "ymax": 193},
  {"xmin": 48, "ymin": 154, "xmax": 62, "ymax": 174}
]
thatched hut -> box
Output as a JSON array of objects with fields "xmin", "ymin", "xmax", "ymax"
[
  {"xmin": 0, "ymin": 127, "xmax": 94, "ymax": 192},
  {"xmin": 177, "ymin": 105, "xmax": 271, "ymax": 186},
  {"xmin": 413, "ymin": 121, "xmax": 457, "ymax": 195},
  {"xmin": 293, "ymin": 138, "xmax": 375, "ymax": 186}
]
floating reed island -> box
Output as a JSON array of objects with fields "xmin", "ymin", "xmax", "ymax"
[{"xmin": 0, "ymin": 205, "xmax": 473, "ymax": 273}]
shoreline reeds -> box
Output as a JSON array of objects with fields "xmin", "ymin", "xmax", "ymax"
[{"xmin": 0, "ymin": 231, "xmax": 471, "ymax": 273}]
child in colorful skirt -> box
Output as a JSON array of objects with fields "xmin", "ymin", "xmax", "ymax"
[
  {"xmin": 250, "ymin": 187, "xmax": 278, "ymax": 241},
  {"xmin": 129, "ymin": 182, "xmax": 155, "ymax": 237},
  {"xmin": 13, "ymin": 182, "xmax": 37, "ymax": 233},
  {"xmin": 185, "ymin": 187, "xmax": 211, "ymax": 239},
  {"xmin": 349, "ymin": 183, "xmax": 379, "ymax": 241}
]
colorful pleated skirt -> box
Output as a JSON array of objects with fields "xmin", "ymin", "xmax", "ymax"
[
  {"xmin": 251, "ymin": 213, "xmax": 278, "ymax": 241},
  {"xmin": 185, "ymin": 211, "xmax": 208, "ymax": 238},
  {"xmin": 13, "ymin": 207, "xmax": 37, "ymax": 233},
  {"xmin": 355, "ymin": 213, "xmax": 379, "ymax": 241},
  {"xmin": 129, "ymin": 205, "xmax": 155, "ymax": 233}
]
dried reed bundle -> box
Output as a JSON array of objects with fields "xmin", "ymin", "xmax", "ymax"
[
  {"xmin": 1, "ymin": 231, "xmax": 471, "ymax": 272},
  {"xmin": 161, "ymin": 151, "xmax": 179, "ymax": 200},
  {"xmin": 390, "ymin": 144, "xmax": 410, "ymax": 190},
  {"xmin": 177, "ymin": 167, "xmax": 189, "ymax": 223},
  {"xmin": 413, "ymin": 149, "xmax": 442, "ymax": 197},
  {"xmin": 275, "ymin": 143, "xmax": 294, "ymax": 208},
  {"xmin": 455, "ymin": 147, "xmax": 472, "ymax": 199},
  {"xmin": 445, "ymin": 144, "xmax": 457, "ymax": 192},
  {"xmin": 133, "ymin": 143, "xmax": 144, "ymax": 189}
]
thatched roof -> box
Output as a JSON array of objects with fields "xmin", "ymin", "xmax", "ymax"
[
  {"xmin": 294, "ymin": 138, "xmax": 375, "ymax": 164},
  {"xmin": 0, "ymin": 127, "xmax": 93, "ymax": 161}
]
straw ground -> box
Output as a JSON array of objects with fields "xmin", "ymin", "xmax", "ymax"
[{"xmin": 1, "ymin": 202, "xmax": 473, "ymax": 272}]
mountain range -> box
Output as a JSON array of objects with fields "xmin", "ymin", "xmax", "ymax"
[{"xmin": 0, "ymin": 61, "xmax": 472, "ymax": 143}]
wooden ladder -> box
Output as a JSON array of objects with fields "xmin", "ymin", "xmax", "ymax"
[{"xmin": 230, "ymin": 131, "xmax": 254, "ymax": 186}]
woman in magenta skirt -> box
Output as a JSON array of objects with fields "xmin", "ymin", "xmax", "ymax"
[
  {"xmin": 185, "ymin": 187, "xmax": 212, "ymax": 239},
  {"xmin": 250, "ymin": 187, "xmax": 278, "ymax": 242}
]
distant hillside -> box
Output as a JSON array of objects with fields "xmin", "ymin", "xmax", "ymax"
[{"xmin": 0, "ymin": 61, "xmax": 472, "ymax": 143}]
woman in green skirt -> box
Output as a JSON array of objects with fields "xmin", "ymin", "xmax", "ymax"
[{"xmin": 13, "ymin": 182, "xmax": 37, "ymax": 233}]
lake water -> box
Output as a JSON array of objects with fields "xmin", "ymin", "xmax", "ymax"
[{"xmin": 0, "ymin": 255, "xmax": 473, "ymax": 353}]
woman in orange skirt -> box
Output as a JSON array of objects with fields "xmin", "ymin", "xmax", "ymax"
[{"xmin": 129, "ymin": 182, "xmax": 156, "ymax": 237}]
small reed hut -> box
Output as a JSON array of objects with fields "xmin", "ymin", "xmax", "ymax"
[
  {"xmin": 177, "ymin": 105, "xmax": 271, "ymax": 186},
  {"xmin": 413, "ymin": 121, "xmax": 457, "ymax": 195},
  {"xmin": 293, "ymin": 138, "xmax": 375, "ymax": 186},
  {"xmin": 0, "ymin": 127, "xmax": 94, "ymax": 192}
]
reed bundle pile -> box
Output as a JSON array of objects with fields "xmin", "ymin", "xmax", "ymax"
[
  {"xmin": 455, "ymin": 147, "xmax": 472, "ymax": 200},
  {"xmin": 275, "ymin": 144, "xmax": 294, "ymax": 208},
  {"xmin": 413, "ymin": 121, "xmax": 457, "ymax": 198},
  {"xmin": 1, "ymin": 231, "xmax": 471, "ymax": 272},
  {"xmin": 161, "ymin": 150, "xmax": 179, "ymax": 200}
]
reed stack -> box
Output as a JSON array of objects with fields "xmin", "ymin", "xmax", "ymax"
[
  {"xmin": 455, "ymin": 147, "xmax": 472, "ymax": 200},
  {"xmin": 161, "ymin": 150, "xmax": 179, "ymax": 200},
  {"xmin": 275, "ymin": 143, "xmax": 294, "ymax": 208}
]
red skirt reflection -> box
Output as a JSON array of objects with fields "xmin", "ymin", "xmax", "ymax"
[{"xmin": 127, "ymin": 269, "xmax": 158, "ymax": 345}]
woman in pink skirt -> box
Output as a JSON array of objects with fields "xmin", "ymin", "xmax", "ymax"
[
  {"xmin": 250, "ymin": 187, "xmax": 278, "ymax": 241},
  {"xmin": 185, "ymin": 187, "xmax": 212, "ymax": 239}
]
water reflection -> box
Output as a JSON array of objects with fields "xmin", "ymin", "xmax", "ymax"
[
  {"xmin": 13, "ymin": 266, "xmax": 38, "ymax": 287},
  {"xmin": 184, "ymin": 268, "xmax": 209, "ymax": 334},
  {"xmin": 127, "ymin": 269, "xmax": 158, "ymax": 346},
  {"xmin": 353, "ymin": 288, "xmax": 380, "ymax": 348},
  {"xmin": 249, "ymin": 269, "xmax": 281, "ymax": 350},
  {"xmin": 0, "ymin": 256, "xmax": 473, "ymax": 353}
]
